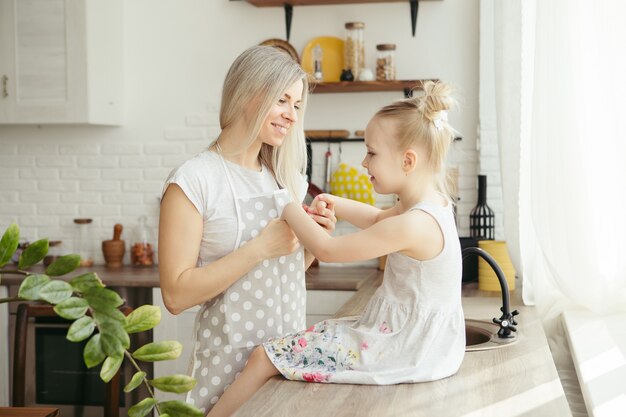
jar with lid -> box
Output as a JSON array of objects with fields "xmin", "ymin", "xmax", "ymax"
[
  {"xmin": 344, "ymin": 22, "xmax": 365, "ymax": 80},
  {"xmin": 376, "ymin": 44, "xmax": 396, "ymax": 81},
  {"xmin": 44, "ymin": 241, "xmax": 64, "ymax": 267},
  {"xmin": 131, "ymin": 216, "xmax": 154, "ymax": 267},
  {"xmin": 73, "ymin": 218, "xmax": 94, "ymax": 267}
]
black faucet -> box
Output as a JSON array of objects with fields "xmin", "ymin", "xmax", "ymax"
[{"xmin": 462, "ymin": 247, "xmax": 519, "ymax": 338}]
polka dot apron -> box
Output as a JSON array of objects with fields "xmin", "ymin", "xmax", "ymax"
[{"xmin": 186, "ymin": 150, "xmax": 307, "ymax": 412}]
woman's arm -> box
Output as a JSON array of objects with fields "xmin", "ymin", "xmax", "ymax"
[
  {"xmin": 282, "ymin": 202, "xmax": 443, "ymax": 263},
  {"xmin": 158, "ymin": 184, "xmax": 299, "ymax": 315}
]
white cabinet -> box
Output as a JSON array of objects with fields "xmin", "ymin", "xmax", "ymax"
[
  {"xmin": 152, "ymin": 288, "xmax": 199, "ymax": 401},
  {"xmin": 306, "ymin": 290, "xmax": 355, "ymax": 328},
  {"xmin": 0, "ymin": 0, "xmax": 123, "ymax": 125}
]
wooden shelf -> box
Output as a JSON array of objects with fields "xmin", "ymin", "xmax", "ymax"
[
  {"xmin": 309, "ymin": 80, "xmax": 434, "ymax": 97},
  {"xmin": 244, "ymin": 0, "xmax": 438, "ymax": 7},
  {"xmin": 240, "ymin": 0, "xmax": 443, "ymax": 39}
]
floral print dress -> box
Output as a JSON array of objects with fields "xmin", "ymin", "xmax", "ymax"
[{"xmin": 263, "ymin": 203, "xmax": 466, "ymax": 385}]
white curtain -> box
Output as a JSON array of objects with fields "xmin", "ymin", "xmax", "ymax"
[
  {"xmin": 488, "ymin": 2, "xmax": 626, "ymax": 416},
  {"xmin": 490, "ymin": 0, "xmax": 626, "ymax": 314},
  {"xmin": 520, "ymin": 0, "xmax": 626, "ymax": 314}
]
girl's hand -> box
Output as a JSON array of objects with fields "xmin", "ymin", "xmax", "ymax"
[
  {"xmin": 255, "ymin": 218, "xmax": 300, "ymax": 259},
  {"xmin": 305, "ymin": 194, "xmax": 337, "ymax": 234}
]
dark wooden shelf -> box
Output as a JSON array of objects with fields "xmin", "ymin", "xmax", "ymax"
[
  {"xmin": 309, "ymin": 79, "xmax": 435, "ymax": 97},
  {"xmin": 239, "ymin": 0, "xmax": 443, "ymax": 39},
  {"xmin": 244, "ymin": 0, "xmax": 438, "ymax": 6}
]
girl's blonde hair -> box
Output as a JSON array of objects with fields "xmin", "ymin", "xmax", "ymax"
[
  {"xmin": 375, "ymin": 81, "xmax": 457, "ymax": 201},
  {"xmin": 219, "ymin": 45, "xmax": 309, "ymax": 201}
]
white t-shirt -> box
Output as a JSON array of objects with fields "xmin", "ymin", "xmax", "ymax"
[{"xmin": 162, "ymin": 150, "xmax": 306, "ymax": 267}]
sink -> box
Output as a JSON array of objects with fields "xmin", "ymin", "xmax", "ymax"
[{"xmin": 465, "ymin": 319, "xmax": 518, "ymax": 351}]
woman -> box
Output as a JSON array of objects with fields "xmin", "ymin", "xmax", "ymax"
[{"xmin": 158, "ymin": 45, "xmax": 336, "ymax": 412}]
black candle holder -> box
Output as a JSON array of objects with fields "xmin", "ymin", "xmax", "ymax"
[{"xmin": 469, "ymin": 175, "xmax": 495, "ymax": 240}]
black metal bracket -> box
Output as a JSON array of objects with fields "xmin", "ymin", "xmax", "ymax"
[
  {"xmin": 462, "ymin": 247, "xmax": 519, "ymax": 338},
  {"xmin": 410, "ymin": 0, "xmax": 419, "ymax": 37},
  {"xmin": 284, "ymin": 3, "xmax": 293, "ymax": 41}
]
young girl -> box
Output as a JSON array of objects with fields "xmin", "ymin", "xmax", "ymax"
[{"xmin": 207, "ymin": 81, "xmax": 464, "ymax": 417}]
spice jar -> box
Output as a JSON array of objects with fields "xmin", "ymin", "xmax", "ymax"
[
  {"xmin": 344, "ymin": 22, "xmax": 365, "ymax": 80},
  {"xmin": 376, "ymin": 44, "xmax": 396, "ymax": 81},
  {"xmin": 73, "ymin": 218, "xmax": 94, "ymax": 267},
  {"xmin": 131, "ymin": 216, "xmax": 154, "ymax": 267},
  {"xmin": 44, "ymin": 241, "xmax": 64, "ymax": 267}
]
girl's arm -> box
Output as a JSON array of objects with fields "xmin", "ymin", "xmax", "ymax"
[
  {"xmin": 313, "ymin": 194, "xmax": 399, "ymax": 229},
  {"xmin": 282, "ymin": 202, "xmax": 443, "ymax": 263},
  {"xmin": 158, "ymin": 184, "xmax": 299, "ymax": 315}
]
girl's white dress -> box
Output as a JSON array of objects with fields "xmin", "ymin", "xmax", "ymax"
[{"xmin": 263, "ymin": 202, "xmax": 465, "ymax": 384}]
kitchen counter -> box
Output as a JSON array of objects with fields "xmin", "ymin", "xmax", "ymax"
[
  {"xmin": 233, "ymin": 272, "xmax": 573, "ymax": 417},
  {"xmin": 0, "ymin": 264, "xmax": 371, "ymax": 291}
]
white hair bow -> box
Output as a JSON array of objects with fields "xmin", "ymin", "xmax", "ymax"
[{"xmin": 433, "ymin": 110, "xmax": 448, "ymax": 130}]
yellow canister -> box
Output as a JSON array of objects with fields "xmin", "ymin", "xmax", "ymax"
[{"xmin": 477, "ymin": 240, "xmax": 516, "ymax": 292}]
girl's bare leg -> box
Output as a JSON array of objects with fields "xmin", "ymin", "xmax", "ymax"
[{"xmin": 206, "ymin": 346, "xmax": 280, "ymax": 417}]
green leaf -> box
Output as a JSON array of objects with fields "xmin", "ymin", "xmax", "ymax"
[
  {"xmin": 38, "ymin": 280, "xmax": 73, "ymax": 304},
  {"xmin": 45, "ymin": 254, "xmax": 81, "ymax": 276},
  {"xmin": 100, "ymin": 354, "xmax": 123, "ymax": 383},
  {"xmin": 70, "ymin": 272, "xmax": 104, "ymax": 293},
  {"xmin": 54, "ymin": 296, "xmax": 89, "ymax": 320},
  {"xmin": 67, "ymin": 316, "xmax": 96, "ymax": 342},
  {"xmin": 125, "ymin": 305, "xmax": 161, "ymax": 334},
  {"xmin": 83, "ymin": 287, "xmax": 124, "ymax": 311},
  {"xmin": 0, "ymin": 223, "xmax": 19, "ymax": 268},
  {"xmin": 84, "ymin": 333, "xmax": 106, "ymax": 368},
  {"xmin": 132, "ymin": 341, "xmax": 182, "ymax": 362},
  {"xmin": 128, "ymin": 397, "xmax": 156, "ymax": 417},
  {"xmin": 100, "ymin": 332, "xmax": 124, "ymax": 358},
  {"xmin": 18, "ymin": 238, "xmax": 48, "ymax": 269},
  {"xmin": 93, "ymin": 307, "xmax": 126, "ymax": 325},
  {"xmin": 149, "ymin": 374, "xmax": 196, "ymax": 394},
  {"xmin": 17, "ymin": 274, "xmax": 50, "ymax": 300},
  {"xmin": 124, "ymin": 371, "xmax": 146, "ymax": 393},
  {"xmin": 100, "ymin": 320, "xmax": 130, "ymax": 349},
  {"xmin": 160, "ymin": 414, "xmax": 171, "ymax": 417},
  {"xmin": 158, "ymin": 400, "xmax": 203, "ymax": 417}
]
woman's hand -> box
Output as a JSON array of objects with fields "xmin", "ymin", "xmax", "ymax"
[
  {"xmin": 255, "ymin": 218, "xmax": 300, "ymax": 259},
  {"xmin": 304, "ymin": 194, "xmax": 337, "ymax": 234}
]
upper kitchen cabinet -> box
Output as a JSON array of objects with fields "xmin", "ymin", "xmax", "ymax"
[{"xmin": 0, "ymin": 0, "xmax": 123, "ymax": 125}]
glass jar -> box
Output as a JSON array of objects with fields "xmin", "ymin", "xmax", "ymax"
[
  {"xmin": 44, "ymin": 241, "xmax": 64, "ymax": 267},
  {"xmin": 344, "ymin": 22, "xmax": 365, "ymax": 80},
  {"xmin": 73, "ymin": 218, "xmax": 94, "ymax": 267},
  {"xmin": 312, "ymin": 44, "xmax": 323, "ymax": 81},
  {"xmin": 131, "ymin": 216, "xmax": 154, "ymax": 267},
  {"xmin": 376, "ymin": 44, "xmax": 396, "ymax": 81}
]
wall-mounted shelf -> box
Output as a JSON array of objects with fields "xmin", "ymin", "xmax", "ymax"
[
  {"xmin": 239, "ymin": 0, "xmax": 443, "ymax": 40},
  {"xmin": 310, "ymin": 79, "xmax": 434, "ymax": 98}
]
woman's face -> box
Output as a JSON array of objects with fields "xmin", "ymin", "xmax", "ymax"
[
  {"xmin": 258, "ymin": 80, "xmax": 303, "ymax": 147},
  {"xmin": 361, "ymin": 117, "xmax": 405, "ymax": 194}
]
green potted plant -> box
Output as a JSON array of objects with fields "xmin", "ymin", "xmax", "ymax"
[{"xmin": 0, "ymin": 223, "xmax": 203, "ymax": 417}]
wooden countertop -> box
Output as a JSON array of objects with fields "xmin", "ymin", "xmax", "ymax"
[
  {"xmin": 233, "ymin": 272, "xmax": 573, "ymax": 417},
  {"xmin": 0, "ymin": 265, "xmax": 372, "ymax": 291}
]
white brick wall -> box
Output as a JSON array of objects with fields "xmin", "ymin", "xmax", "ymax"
[
  {"xmin": 0, "ymin": 0, "xmax": 482, "ymax": 266},
  {"xmin": 0, "ymin": 107, "xmax": 219, "ymax": 266}
]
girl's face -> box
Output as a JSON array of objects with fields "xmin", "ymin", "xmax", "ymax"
[
  {"xmin": 258, "ymin": 80, "xmax": 303, "ymax": 147},
  {"xmin": 361, "ymin": 117, "xmax": 406, "ymax": 194}
]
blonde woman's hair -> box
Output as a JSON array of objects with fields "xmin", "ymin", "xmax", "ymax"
[
  {"xmin": 375, "ymin": 81, "xmax": 457, "ymax": 202},
  {"xmin": 219, "ymin": 45, "xmax": 309, "ymax": 202}
]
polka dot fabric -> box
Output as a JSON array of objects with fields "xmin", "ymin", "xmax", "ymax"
[
  {"xmin": 186, "ymin": 189, "xmax": 306, "ymax": 413},
  {"xmin": 330, "ymin": 163, "xmax": 375, "ymax": 205}
]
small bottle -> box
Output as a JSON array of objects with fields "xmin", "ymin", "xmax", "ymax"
[
  {"xmin": 376, "ymin": 44, "xmax": 396, "ymax": 81},
  {"xmin": 73, "ymin": 218, "xmax": 94, "ymax": 267},
  {"xmin": 131, "ymin": 216, "xmax": 154, "ymax": 267},
  {"xmin": 44, "ymin": 241, "xmax": 63, "ymax": 267},
  {"xmin": 312, "ymin": 44, "xmax": 323, "ymax": 81},
  {"xmin": 344, "ymin": 22, "xmax": 365, "ymax": 80}
]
